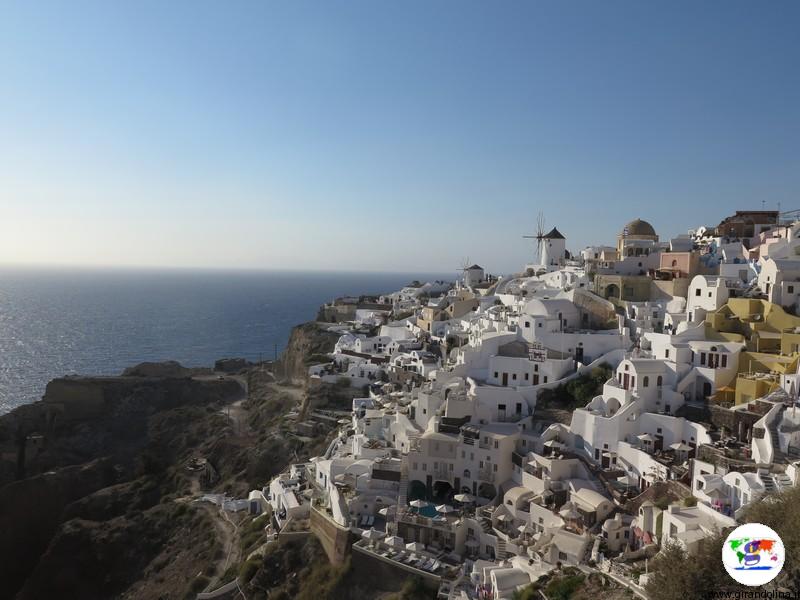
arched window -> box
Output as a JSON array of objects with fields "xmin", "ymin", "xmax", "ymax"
[
  {"xmin": 463, "ymin": 469, "xmax": 471, "ymax": 479},
  {"xmin": 657, "ymin": 375, "xmax": 663, "ymax": 387},
  {"xmin": 643, "ymin": 376, "xmax": 649, "ymax": 387},
  {"xmin": 671, "ymin": 259, "xmax": 678, "ymax": 267}
]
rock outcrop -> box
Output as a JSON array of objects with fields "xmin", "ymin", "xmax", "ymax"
[{"xmin": 277, "ymin": 322, "xmax": 339, "ymax": 383}]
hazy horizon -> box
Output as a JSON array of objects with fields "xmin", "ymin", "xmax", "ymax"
[{"xmin": 2, "ymin": 1, "xmax": 798, "ymax": 274}]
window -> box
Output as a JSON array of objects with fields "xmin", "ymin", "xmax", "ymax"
[
  {"xmin": 538, "ymin": 323, "xmax": 542, "ymax": 328},
  {"xmin": 657, "ymin": 428, "xmax": 662, "ymax": 434},
  {"xmin": 708, "ymin": 292, "xmax": 712, "ymax": 298},
  {"xmin": 722, "ymin": 355, "xmax": 727, "ymax": 368},
  {"xmin": 665, "ymin": 349, "xmax": 670, "ymax": 359},
  {"xmin": 695, "ymin": 288, "xmax": 702, "ymax": 296},
  {"xmin": 643, "ymin": 376, "xmax": 649, "ymax": 387},
  {"xmin": 525, "ymin": 321, "xmax": 531, "ymax": 328},
  {"xmin": 657, "ymin": 375, "xmax": 663, "ymax": 387},
  {"xmin": 558, "ymin": 551, "xmax": 568, "ymax": 561},
  {"xmin": 422, "ymin": 463, "xmax": 427, "ymax": 472},
  {"xmin": 493, "ymin": 464, "xmax": 498, "ymax": 472},
  {"xmin": 543, "ymin": 376, "xmax": 548, "ymax": 383},
  {"xmin": 512, "ymin": 373, "xmax": 517, "ymax": 380},
  {"xmin": 463, "ymin": 469, "xmax": 470, "ymax": 479},
  {"xmin": 494, "ymin": 371, "xmax": 498, "ymax": 378},
  {"xmin": 789, "ymin": 286, "xmax": 795, "ymax": 294},
  {"xmin": 525, "ymin": 373, "xmax": 529, "ymax": 381}
]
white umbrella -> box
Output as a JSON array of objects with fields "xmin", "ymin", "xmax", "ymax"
[
  {"xmin": 559, "ymin": 503, "xmax": 580, "ymax": 520},
  {"xmin": 670, "ymin": 442, "xmax": 692, "ymax": 452},
  {"xmin": 454, "ymin": 493, "xmax": 475, "ymax": 503},
  {"xmin": 409, "ymin": 499, "xmax": 429, "ymax": 509},
  {"xmin": 637, "ymin": 433, "xmax": 656, "ymax": 442},
  {"xmin": 406, "ymin": 541, "xmax": 426, "ymax": 552},
  {"xmin": 385, "ymin": 535, "xmax": 405, "ymax": 548},
  {"xmin": 436, "ymin": 504, "xmax": 457, "ymax": 514},
  {"xmin": 378, "ymin": 506, "xmax": 397, "ymax": 518},
  {"xmin": 496, "ymin": 513, "xmax": 512, "ymax": 522},
  {"xmin": 361, "ymin": 528, "xmax": 386, "ymax": 543}
]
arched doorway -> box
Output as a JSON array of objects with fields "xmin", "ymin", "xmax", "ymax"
[
  {"xmin": 605, "ymin": 284, "xmax": 620, "ymax": 300},
  {"xmin": 432, "ymin": 481, "xmax": 454, "ymax": 503},
  {"xmin": 702, "ymin": 381, "xmax": 712, "ymax": 399},
  {"xmin": 408, "ymin": 480, "xmax": 427, "ymax": 501},
  {"xmin": 478, "ymin": 482, "xmax": 497, "ymax": 500}
]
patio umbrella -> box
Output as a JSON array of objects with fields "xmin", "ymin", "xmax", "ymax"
[
  {"xmin": 378, "ymin": 506, "xmax": 397, "ymax": 518},
  {"xmin": 361, "ymin": 528, "xmax": 386, "ymax": 544},
  {"xmin": 670, "ymin": 442, "xmax": 692, "ymax": 452},
  {"xmin": 409, "ymin": 499, "xmax": 429, "ymax": 509},
  {"xmin": 406, "ymin": 541, "xmax": 426, "ymax": 552},
  {"xmin": 637, "ymin": 433, "xmax": 656, "ymax": 442},
  {"xmin": 559, "ymin": 502, "xmax": 580, "ymax": 520},
  {"xmin": 436, "ymin": 504, "xmax": 457, "ymax": 514},
  {"xmin": 496, "ymin": 513, "xmax": 512, "ymax": 522},
  {"xmin": 385, "ymin": 535, "xmax": 405, "ymax": 548},
  {"xmin": 454, "ymin": 493, "xmax": 475, "ymax": 503}
]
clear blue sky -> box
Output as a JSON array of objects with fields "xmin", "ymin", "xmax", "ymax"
[{"xmin": 1, "ymin": 1, "xmax": 798, "ymax": 273}]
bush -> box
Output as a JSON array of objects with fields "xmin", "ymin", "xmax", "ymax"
[
  {"xmin": 239, "ymin": 557, "xmax": 261, "ymax": 583},
  {"xmin": 682, "ymin": 496, "xmax": 697, "ymax": 507},
  {"xmin": 545, "ymin": 573, "xmax": 585, "ymax": 600}
]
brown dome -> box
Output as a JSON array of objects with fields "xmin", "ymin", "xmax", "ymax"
[{"xmin": 622, "ymin": 218, "xmax": 656, "ymax": 237}]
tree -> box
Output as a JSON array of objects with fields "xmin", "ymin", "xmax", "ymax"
[{"xmin": 646, "ymin": 485, "xmax": 800, "ymax": 599}]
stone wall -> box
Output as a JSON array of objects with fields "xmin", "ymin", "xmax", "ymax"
[{"xmin": 309, "ymin": 504, "xmax": 353, "ymax": 566}]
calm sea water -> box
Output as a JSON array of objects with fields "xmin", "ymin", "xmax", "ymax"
[{"xmin": 0, "ymin": 267, "xmax": 449, "ymax": 414}]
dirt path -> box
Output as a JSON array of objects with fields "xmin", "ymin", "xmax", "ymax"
[{"xmin": 198, "ymin": 503, "xmax": 244, "ymax": 589}]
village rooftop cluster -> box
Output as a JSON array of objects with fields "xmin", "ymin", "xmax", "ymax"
[{"xmin": 256, "ymin": 210, "xmax": 800, "ymax": 599}]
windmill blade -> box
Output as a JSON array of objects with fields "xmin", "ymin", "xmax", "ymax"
[{"xmin": 536, "ymin": 212, "xmax": 546, "ymax": 262}]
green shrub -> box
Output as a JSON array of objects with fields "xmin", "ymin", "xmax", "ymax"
[{"xmin": 545, "ymin": 573, "xmax": 585, "ymax": 600}]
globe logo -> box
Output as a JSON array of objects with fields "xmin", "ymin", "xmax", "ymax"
[{"xmin": 722, "ymin": 523, "xmax": 785, "ymax": 587}]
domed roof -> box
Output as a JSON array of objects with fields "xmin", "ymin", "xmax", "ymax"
[{"xmin": 622, "ymin": 218, "xmax": 657, "ymax": 237}]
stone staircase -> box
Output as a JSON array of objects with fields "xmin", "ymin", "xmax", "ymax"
[
  {"xmin": 768, "ymin": 406, "xmax": 787, "ymax": 462},
  {"xmin": 398, "ymin": 458, "xmax": 409, "ymax": 508},
  {"xmin": 496, "ymin": 538, "xmax": 510, "ymax": 561}
]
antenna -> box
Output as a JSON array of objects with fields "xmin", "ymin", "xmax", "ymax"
[{"xmin": 522, "ymin": 211, "xmax": 546, "ymax": 264}]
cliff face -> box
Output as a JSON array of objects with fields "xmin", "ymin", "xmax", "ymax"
[
  {"xmin": 277, "ymin": 322, "xmax": 340, "ymax": 383},
  {"xmin": 0, "ymin": 370, "xmax": 243, "ymax": 598}
]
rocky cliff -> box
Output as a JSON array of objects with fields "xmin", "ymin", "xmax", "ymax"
[
  {"xmin": 277, "ymin": 322, "xmax": 340, "ymax": 383},
  {"xmin": 0, "ymin": 368, "xmax": 243, "ymax": 599}
]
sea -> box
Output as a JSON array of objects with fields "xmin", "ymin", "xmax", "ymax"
[{"xmin": 0, "ymin": 266, "xmax": 451, "ymax": 414}]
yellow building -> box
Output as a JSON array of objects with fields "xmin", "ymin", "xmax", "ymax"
[{"xmin": 705, "ymin": 298, "xmax": 800, "ymax": 405}]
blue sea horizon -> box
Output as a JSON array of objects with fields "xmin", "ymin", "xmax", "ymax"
[{"xmin": 0, "ymin": 266, "xmax": 453, "ymax": 413}]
